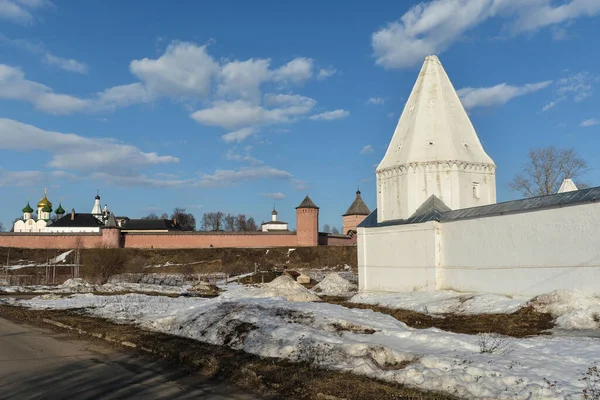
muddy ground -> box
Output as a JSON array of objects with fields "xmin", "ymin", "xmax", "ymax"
[{"xmin": 0, "ymin": 305, "xmax": 457, "ymax": 400}]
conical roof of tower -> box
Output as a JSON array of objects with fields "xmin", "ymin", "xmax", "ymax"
[
  {"xmin": 104, "ymin": 213, "xmax": 119, "ymax": 228},
  {"xmin": 343, "ymin": 190, "xmax": 370, "ymax": 216},
  {"xmin": 22, "ymin": 202, "xmax": 34, "ymax": 213},
  {"xmin": 296, "ymin": 195, "xmax": 319, "ymax": 209},
  {"xmin": 557, "ymin": 178, "xmax": 578, "ymax": 193},
  {"xmin": 378, "ymin": 55, "xmax": 495, "ymax": 171}
]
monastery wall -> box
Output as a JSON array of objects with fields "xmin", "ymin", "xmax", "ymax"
[
  {"xmin": 358, "ymin": 222, "xmax": 440, "ymax": 292},
  {"xmin": 441, "ymin": 202, "xmax": 600, "ymax": 296},
  {"xmin": 318, "ymin": 234, "xmax": 356, "ymax": 246},
  {"xmin": 122, "ymin": 232, "xmax": 299, "ymax": 249},
  {"xmin": 358, "ymin": 202, "xmax": 600, "ymax": 296},
  {"xmin": 0, "ymin": 233, "xmax": 103, "ymax": 249}
]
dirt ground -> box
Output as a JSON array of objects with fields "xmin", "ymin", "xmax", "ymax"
[
  {"xmin": 0, "ymin": 246, "xmax": 357, "ymax": 281},
  {"xmin": 321, "ymin": 297, "xmax": 554, "ymax": 338},
  {"xmin": 0, "ymin": 305, "xmax": 458, "ymax": 400}
]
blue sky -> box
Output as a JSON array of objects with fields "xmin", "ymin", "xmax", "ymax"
[{"xmin": 1, "ymin": 0, "xmax": 599, "ymax": 230}]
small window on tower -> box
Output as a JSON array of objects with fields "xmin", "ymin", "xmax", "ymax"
[{"xmin": 473, "ymin": 182, "xmax": 480, "ymax": 199}]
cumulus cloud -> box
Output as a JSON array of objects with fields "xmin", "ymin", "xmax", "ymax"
[
  {"xmin": 0, "ymin": 0, "xmax": 51, "ymax": 24},
  {"xmin": 317, "ymin": 67, "xmax": 337, "ymax": 80},
  {"xmin": 580, "ymin": 118, "xmax": 599, "ymax": 127},
  {"xmin": 272, "ymin": 57, "xmax": 313, "ymax": 83},
  {"xmin": 0, "ymin": 64, "xmax": 90, "ymax": 114},
  {"xmin": 457, "ymin": 81, "xmax": 552, "ymax": 110},
  {"xmin": 309, "ymin": 109, "xmax": 350, "ymax": 121},
  {"xmin": 260, "ymin": 192, "xmax": 286, "ymax": 200},
  {"xmin": 0, "ymin": 118, "xmax": 178, "ymax": 172},
  {"xmin": 372, "ymin": 0, "xmax": 600, "ymax": 69},
  {"xmin": 360, "ymin": 145, "xmax": 374, "ymax": 154}
]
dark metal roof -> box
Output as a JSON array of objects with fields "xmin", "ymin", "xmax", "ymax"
[
  {"xmin": 359, "ymin": 186, "xmax": 600, "ymax": 228},
  {"xmin": 121, "ymin": 219, "xmax": 182, "ymax": 231},
  {"xmin": 260, "ymin": 221, "xmax": 288, "ymax": 225},
  {"xmin": 50, "ymin": 213, "xmax": 104, "ymax": 228},
  {"xmin": 343, "ymin": 190, "xmax": 371, "ymax": 216},
  {"xmin": 296, "ymin": 195, "xmax": 319, "ymax": 209}
]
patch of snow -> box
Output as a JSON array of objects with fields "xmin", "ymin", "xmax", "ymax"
[
  {"xmin": 529, "ymin": 289, "xmax": 600, "ymax": 330},
  {"xmin": 287, "ymin": 248, "xmax": 296, "ymax": 257},
  {"xmin": 313, "ymin": 273, "xmax": 357, "ymax": 297},
  {"xmin": 350, "ymin": 291, "xmax": 526, "ymax": 315},
  {"xmin": 221, "ymin": 274, "xmax": 321, "ymax": 303},
  {"xmin": 9, "ymin": 292, "xmax": 600, "ymax": 399},
  {"xmin": 50, "ymin": 250, "xmax": 74, "ymax": 264}
]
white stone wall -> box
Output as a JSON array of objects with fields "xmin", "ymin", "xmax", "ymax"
[
  {"xmin": 358, "ymin": 221, "xmax": 440, "ymax": 292},
  {"xmin": 359, "ymin": 202, "xmax": 600, "ymax": 296},
  {"xmin": 44, "ymin": 227, "xmax": 101, "ymax": 233},
  {"xmin": 441, "ymin": 202, "xmax": 600, "ymax": 296}
]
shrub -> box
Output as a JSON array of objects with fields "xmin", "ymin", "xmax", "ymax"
[{"xmin": 82, "ymin": 246, "xmax": 127, "ymax": 284}]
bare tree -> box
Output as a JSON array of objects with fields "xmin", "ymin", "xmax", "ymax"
[
  {"xmin": 83, "ymin": 246, "xmax": 127, "ymax": 284},
  {"xmin": 201, "ymin": 211, "xmax": 225, "ymax": 231},
  {"xmin": 141, "ymin": 212, "xmax": 159, "ymax": 219},
  {"xmin": 322, "ymin": 224, "xmax": 331, "ymax": 233},
  {"xmin": 171, "ymin": 208, "xmax": 196, "ymax": 230},
  {"xmin": 246, "ymin": 217, "xmax": 257, "ymax": 231},
  {"xmin": 224, "ymin": 214, "xmax": 236, "ymax": 231},
  {"xmin": 235, "ymin": 214, "xmax": 248, "ymax": 231},
  {"xmin": 0, "ymin": 222, "xmax": 4, "ymax": 232},
  {"xmin": 510, "ymin": 146, "xmax": 588, "ymax": 197},
  {"xmin": 331, "ymin": 226, "xmax": 340, "ymax": 235}
]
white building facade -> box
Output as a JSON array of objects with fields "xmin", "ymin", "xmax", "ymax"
[{"xmin": 359, "ymin": 55, "xmax": 600, "ymax": 297}]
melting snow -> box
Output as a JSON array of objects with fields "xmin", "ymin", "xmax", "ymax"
[
  {"xmin": 4, "ymin": 291, "xmax": 599, "ymax": 399},
  {"xmin": 312, "ymin": 272, "xmax": 357, "ymax": 297}
]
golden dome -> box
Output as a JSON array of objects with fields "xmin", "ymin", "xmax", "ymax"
[{"xmin": 37, "ymin": 188, "xmax": 53, "ymax": 209}]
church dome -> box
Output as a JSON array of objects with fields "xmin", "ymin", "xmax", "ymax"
[
  {"xmin": 37, "ymin": 190, "xmax": 52, "ymax": 209},
  {"xmin": 22, "ymin": 202, "xmax": 34, "ymax": 213},
  {"xmin": 42, "ymin": 204, "xmax": 52, "ymax": 213},
  {"xmin": 55, "ymin": 203, "xmax": 65, "ymax": 215}
]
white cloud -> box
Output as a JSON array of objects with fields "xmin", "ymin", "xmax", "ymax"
[
  {"xmin": 195, "ymin": 166, "xmax": 293, "ymax": 188},
  {"xmin": 217, "ymin": 58, "xmax": 271, "ymax": 100},
  {"xmin": 580, "ymin": 118, "xmax": 599, "ymax": 127},
  {"xmin": 457, "ymin": 81, "xmax": 552, "ymax": 110},
  {"xmin": 366, "ymin": 97, "xmax": 385, "ymax": 105},
  {"xmin": 557, "ymin": 71, "xmax": 600, "ymax": 102},
  {"xmin": 542, "ymin": 97, "xmax": 566, "ymax": 112},
  {"xmin": 130, "ymin": 41, "xmax": 218, "ymax": 98},
  {"xmin": 0, "ymin": 64, "xmax": 90, "ymax": 114},
  {"xmin": 360, "ymin": 145, "xmax": 374, "ymax": 154},
  {"xmin": 225, "ymin": 148, "xmax": 264, "ymax": 165},
  {"xmin": 43, "ymin": 53, "xmax": 88, "ymax": 74},
  {"xmin": 272, "ymin": 57, "xmax": 313, "ymax": 83},
  {"xmin": 0, "ymin": 118, "xmax": 179, "ymax": 172},
  {"xmin": 372, "ymin": 0, "xmax": 600, "ymax": 69},
  {"xmin": 260, "ymin": 192, "xmax": 286, "ymax": 200},
  {"xmin": 0, "ymin": 0, "xmax": 50, "ymax": 24},
  {"xmin": 222, "ymin": 127, "xmax": 257, "ymax": 143},
  {"xmin": 317, "ymin": 67, "xmax": 337, "ymax": 80},
  {"xmin": 309, "ymin": 109, "xmax": 350, "ymax": 121},
  {"xmin": 192, "ymin": 95, "xmax": 316, "ymax": 131},
  {"xmin": 95, "ymin": 83, "xmax": 153, "ymax": 110}
]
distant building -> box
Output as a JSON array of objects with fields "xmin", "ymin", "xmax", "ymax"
[
  {"xmin": 342, "ymin": 189, "xmax": 370, "ymax": 236},
  {"xmin": 120, "ymin": 219, "xmax": 183, "ymax": 233},
  {"xmin": 261, "ymin": 206, "xmax": 289, "ymax": 232},
  {"xmin": 45, "ymin": 209, "xmax": 104, "ymax": 233}
]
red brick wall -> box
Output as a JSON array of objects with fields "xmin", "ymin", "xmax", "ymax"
[
  {"xmin": 343, "ymin": 215, "xmax": 367, "ymax": 235},
  {"xmin": 123, "ymin": 232, "xmax": 299, "ymax": 249},
  {"xmin": 0, "ymin": 233, "xmax": 102, "ymax": 249},
  {"xmin": 318, "ymin": 233, "xmax": 356, "ymax": 246},
  {"xmin": 296, "ymin": 208, "xmax": 319, "ymax": 246}
]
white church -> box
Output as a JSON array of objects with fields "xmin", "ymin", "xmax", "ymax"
[
  {"xmin": 358, "ymin": 55, "xmax": 600, "ymax": 297},
  {"xmin": 13, "ymin": 190, "xmax": 113, "ymax": 233}
]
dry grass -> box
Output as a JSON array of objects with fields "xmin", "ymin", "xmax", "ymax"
[
  {"xmin": 0, "ymin": 305, "xmax": 458, "ymax": 400},
  {"xmin": 321, "ymin": 297, "xmax": 553, "ymax": 338}
]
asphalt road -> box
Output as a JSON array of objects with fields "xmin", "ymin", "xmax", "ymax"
[{"xmin": 0, "ymin": 317, "xmax": 259, "ymax": 400}]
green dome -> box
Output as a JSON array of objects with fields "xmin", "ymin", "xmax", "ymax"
[
  {"xmin": 42, "ymin": 204, "xmax": 52, "ymax": 213},
  {"xmin": 55, "ymin": 203, "xmax": 65, "ymax": 214},
  {"xmin": 22, "ymin": 202, "xmax": 34, "ymax": 213}
]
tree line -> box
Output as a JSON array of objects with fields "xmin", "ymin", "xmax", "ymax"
[{"xmin": 142, "ymin": 208, "xmax": 258, "ymax": 232}]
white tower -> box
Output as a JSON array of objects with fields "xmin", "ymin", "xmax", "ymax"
[
  {"xmin": 92, "ymin": 192, "xmax": 103, "ymax": 221},
  {"xmin": 271, "ymin": 205, "xmax": 278, "ymax": 222},
  {"xmin": 376, "ymin": 55, "xmax": 496, "ymax": 222}
]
